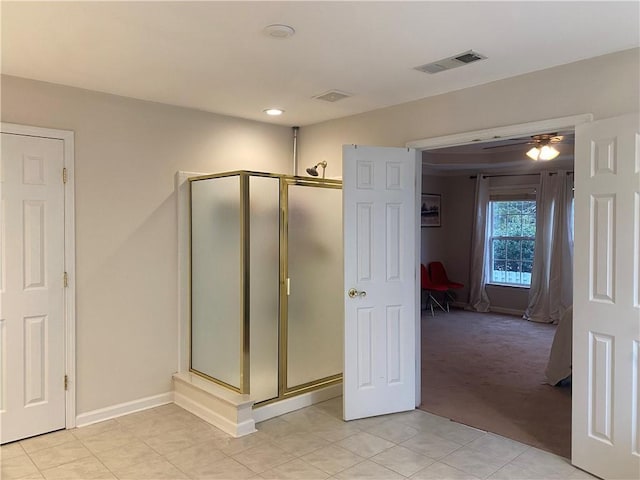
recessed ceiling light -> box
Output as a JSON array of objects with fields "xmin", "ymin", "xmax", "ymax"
[
  {"xmin": 263, "ymin": 24, "xmax": 295, "ymax": 39},
  {"xmin": 264, "ymin": 108, "xmax": 284, "ymax": 116}
]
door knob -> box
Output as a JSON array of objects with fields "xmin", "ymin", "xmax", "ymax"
[{"xmin": 348, "ymin": 288, "xmax": 367, "ymax": 298}]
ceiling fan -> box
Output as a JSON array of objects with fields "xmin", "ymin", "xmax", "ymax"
[{"xmin": 483, "ymin": 133, "xmax": 565, "ymax": 160}]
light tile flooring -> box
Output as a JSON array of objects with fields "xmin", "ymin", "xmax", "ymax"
[{"xmin": 1, "ymin": 398, "xmax": 595, "ymax": 480}]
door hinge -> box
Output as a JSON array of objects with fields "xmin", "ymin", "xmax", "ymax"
[
  {"xmin": 64, "ymin": 375, "xmax": 68, "ymax": 390},
  {"xmin": 63, "ymin": 272, "xmax": 69, "ymax": 288},
  {"xmin": 63, "ymin": 168, "xmax": 68, "ymax": 184}
]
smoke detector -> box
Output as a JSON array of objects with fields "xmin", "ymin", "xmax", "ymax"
[
  {"xmin": 263, "ymin": 24, "xmax": 295, "ymax": 39},
  {"xmin": 313, "ymin": 90, "xmax": 352, "ymax": 102},
  {"xmin": 415, "ymin": 50, "xmax": 487, "ymax": 74}
]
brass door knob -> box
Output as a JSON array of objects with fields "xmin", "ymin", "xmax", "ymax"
[{"xmin": 348, "ymin": 288, "xmax": 367, "ymax": 299}]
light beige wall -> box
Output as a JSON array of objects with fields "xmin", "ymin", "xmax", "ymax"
[
  {"xmin": 420, "ymin": 174, "xmax": 475, "ymax": 308},
  {"xmin": 303, "ymin": 48, "xmax": 638, "ymax": 313},
  {"xmin": 1, "ymin": 75, "xmax": 293, "ymax": 415},
  {"xmin": 299, "ymin": 48, "xmax": 639, "ymax": 174},
  {"xmin": 485, "ymin": 285, "xmax": 530, "ymax": 312},
  {"xmin": 439, "ymin": 176, "xmax": 475, "ymax": 305},
  {"xmin": 420, "ymin": 176, "xmax": 447, "ymax": 268}
]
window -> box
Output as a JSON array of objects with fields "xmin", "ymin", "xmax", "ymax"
[{"xmin": 489, "ymin": 200, "xmax": 536, "ymax": 286}]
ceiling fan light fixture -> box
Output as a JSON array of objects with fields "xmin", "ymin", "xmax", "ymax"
[
  {"xmin": 526, "ymin": 147, "xmax": 541, "ymax": 160},
  {"xmin": 526, "ymin": 142, "xmax": 560, "ymax": 161},
  {"xmin": 539, "ymin": 145, "xmax": 560, "ymax": 160},
  {"xmin": 526, "ymin": 132, "xmax": 562, "ymax": 160}
]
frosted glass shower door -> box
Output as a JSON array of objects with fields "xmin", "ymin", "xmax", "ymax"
[
  {"xmin": 190, "ymin": 175, "xmax": 242, "ymax": 390},
  {"xmin": 286, "ymin": 182, "xmax": 343, "ymax": 390}
]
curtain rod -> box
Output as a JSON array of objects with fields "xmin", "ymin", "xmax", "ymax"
[{"xmin": 468, "ymin": 171, "xmax": 574, "ymax": 179}]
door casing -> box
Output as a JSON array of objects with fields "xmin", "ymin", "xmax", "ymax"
[{"xmin": 405, "ymin": 113, "xmax": 594, "ymax": 464}]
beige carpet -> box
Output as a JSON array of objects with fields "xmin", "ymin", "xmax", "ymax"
[{"xmin": 419, "ymin": 309, "xmax": 571, "ymax": 458}]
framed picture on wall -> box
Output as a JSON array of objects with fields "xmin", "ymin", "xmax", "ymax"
[{"xmin": 421, "ymin": 193, "xmax": 441, "ymax": 227}]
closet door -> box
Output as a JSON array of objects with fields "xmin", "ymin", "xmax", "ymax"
[{"xmin": 1, "ymin": 132, "xmax": 66, "ymax": 443}]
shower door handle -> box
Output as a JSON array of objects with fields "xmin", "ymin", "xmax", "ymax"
[{"xmin": 348, "ymin": 288, "xmax": 366, "ymax": 299}]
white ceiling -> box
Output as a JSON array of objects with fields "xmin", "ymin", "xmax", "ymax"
[{"xmin": 2, "ymin": 1, "xmax": 639, "ymax": 127}]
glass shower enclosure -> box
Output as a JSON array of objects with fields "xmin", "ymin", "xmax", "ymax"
[{"xmin": 190, "ymin": 171, "xmax": 343, "ymax": 405}]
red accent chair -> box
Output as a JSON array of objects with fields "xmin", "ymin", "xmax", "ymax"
[
  {"xmin": 428, "ymin": 261, "xmax": 464, "ymax": 310},
  {"xmin": 421, "ymin": 264, "xmax": 448, "ymax": 316}
]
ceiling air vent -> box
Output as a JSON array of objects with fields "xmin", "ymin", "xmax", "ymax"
[
  {"xmin": 313, "ymin": 90, "xmax": 351, "ymax": 102},
  {"xmin": 414, "ymin": 50, "xmax": 487, "ymax": 75}
]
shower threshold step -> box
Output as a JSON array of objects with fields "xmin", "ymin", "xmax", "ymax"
[{"xmin": 172, "ymin": 372, "xmax": 256, "ymax": 437}]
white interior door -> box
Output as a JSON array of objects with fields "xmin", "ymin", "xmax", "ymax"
[
  {"xmin": 343, "ymin": 145, "xmax": 419, "ymax": 421},
  {"xmin": 572, "ymin": 113, "xmax": 640, "ymax": 479},
  {"xmin": 1, "ymin": 132, "xmax": 66, "ymax": 444}
]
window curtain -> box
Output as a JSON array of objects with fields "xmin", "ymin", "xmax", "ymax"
[
  {"xmin": 467, "ymin": 175, "xmax": 491, "ymax": 312},
  {"xmin": 524, "ymin": 171, "xmax": 574, "ymax": 324}
]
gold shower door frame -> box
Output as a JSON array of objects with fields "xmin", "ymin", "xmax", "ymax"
[
  {"xmin": 278, "ymin": 177, "xmax": 342, "ymax": 404},
  {"xmin": 188, "ymin": 171, "xmax": 342, "ymax": 405}
]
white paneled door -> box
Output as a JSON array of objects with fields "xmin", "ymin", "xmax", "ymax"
[
  {"xmin": 343, "ymin": 145, "xmax": 419, "ymax": 420},
  {"xmin": 573, "ymin": 113, "xmax": 640, "ymax": 479},
  {"xmin": 1, "ymin": 133, "xmax": 66, "ymax": 443}
]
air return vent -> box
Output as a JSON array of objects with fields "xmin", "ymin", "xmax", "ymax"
[
  {"xmin": 313, "ymin": 90, "xmax": 351, "ymax": 102},
  {"xmin": 414, "ymin": 50, "xmax": 487, "ymax": 74}
]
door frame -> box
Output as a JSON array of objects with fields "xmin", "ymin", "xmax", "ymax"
[
  {"xmin": 405, "ymin": 112, "xmax": 593, "ymax": 459},
  {"xmin": 406, "ymin": 114, "xmax": 593, "ymax": 151},
  {"xmin": 1, "ymin": 122, "xmax": 76, "ymax": 429}
]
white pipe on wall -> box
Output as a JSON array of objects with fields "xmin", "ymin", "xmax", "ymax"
[{"xmin": 292, "ymin": 126, "xmax": 299, "ymax": 175}]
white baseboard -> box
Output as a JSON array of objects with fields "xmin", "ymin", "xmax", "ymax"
[
  {"xmin": 455, "ymin": 302, "xmax": 525, "ymax": 317},
  {"xmin": 253, "ymin": 384, "xmax": 342, "ymax": 423},
  {"xmin": 489, "ymin": 306, "xmax": 525, "ymax": 317},
  {"xmin": 75, "ymin": 392, "xmax": 174, "ymax": 428}
]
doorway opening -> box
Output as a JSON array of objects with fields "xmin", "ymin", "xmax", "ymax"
[{"xmin": 407, "ymin": 115, "xmax": 588, "ymax": 458}]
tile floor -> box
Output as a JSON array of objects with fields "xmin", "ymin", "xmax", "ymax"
[{"xmin": 1, "ymin": 398, "xmax": 596, "ymax": 480}]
